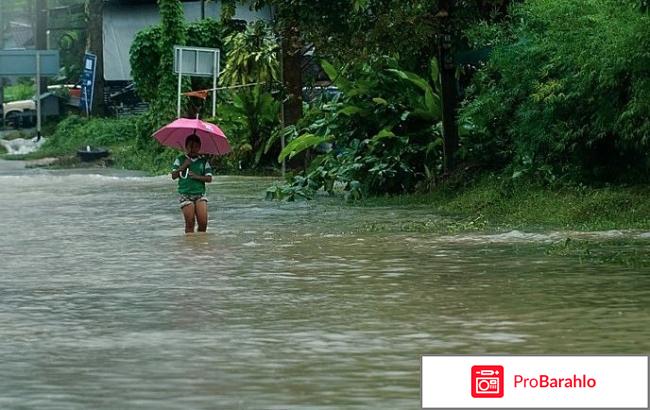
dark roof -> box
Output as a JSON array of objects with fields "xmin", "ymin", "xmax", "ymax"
[{"xmin": 9, "ymin": 21, "xmax": 34, "ymax": 48}]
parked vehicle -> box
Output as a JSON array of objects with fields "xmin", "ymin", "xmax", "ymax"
[{"xmin": 2, "ymin": 99, "xmax": 36, "ymax": 128}]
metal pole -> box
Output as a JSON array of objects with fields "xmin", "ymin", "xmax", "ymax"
[
  {"xmin": 88, "ymin": 53, "xmax": 96, "ymax": 116},
  {"xmin": 177, "ymin": 48, "xmax": 182, "ymax": 118},
  {"xmin": 85, "ymin": 87, "xmax": 90, "ymax": 116},
  {"xmin": 212, "ymin": 50, "xmax": 217, "ymax": 117},
  {"xmin": 36, "ymin": 51, "xmax": 42, "ymax": 140}
]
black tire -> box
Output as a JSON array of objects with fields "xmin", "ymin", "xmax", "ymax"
[{"xmin": 4, "ymin": 111, "xmax": 19, "ymax": 129}]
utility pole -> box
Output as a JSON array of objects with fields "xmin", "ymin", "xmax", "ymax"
[
  {"xmin": 201, "ymin": 0, "xmax": 205, "ymax": 19},
  {"xmin": 35, "ymin": 0, "xmax": 48, "ymax": 92},
  {"xmin": 437, "ymin": 0, "xmax": 459, "ymax": 174}
]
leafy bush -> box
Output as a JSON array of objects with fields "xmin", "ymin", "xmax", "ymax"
[
  {"xmin": 129, "ymin": 25, "xmax": 163, "ymax": 102},
  {"xmin": 461, "ymin": 0, "xmax": 650, "ymax": 183},
  {"xmin": 36, "ymin": 114, "xmax": 181, "ymax": 174},
  {"xmin": 267, "ymin": 56, "xmax": 444, "ymax": 200},
  {"xmin": 221, "ymin": 21, "xmax": 279, "ymax": 86},
  {"xmin": 211, "ymin": 87, "xmax": 280, "ymax": 170},
  {"xmin": 39, "ymin": 115, "xmax": 136, "ymax": 156}
]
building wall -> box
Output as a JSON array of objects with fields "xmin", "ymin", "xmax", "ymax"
[{"xmin": 103, "ymin": 1, "xmax": 272, "ymax": 81}]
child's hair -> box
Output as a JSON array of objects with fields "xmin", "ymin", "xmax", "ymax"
[{"xmin": 185, "ymin": 133, "xmax": 201, "ymax": 147}]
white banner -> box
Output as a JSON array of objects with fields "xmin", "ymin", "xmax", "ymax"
[{"xmin": 422, "ymin": 355, "xmax": 648, "ymax": 409}]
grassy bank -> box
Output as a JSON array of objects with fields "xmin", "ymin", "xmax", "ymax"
[
  {"xmin": 2, "ymin": 115, "xmax": 284, "ymax": 176},
  {"xmin": 355, "ymin": 176, "xmax": 650, "ymax": 267},
  {"xmin": 358, "ymin": 176, "xmax": 650, "ymax": 233},
  {"xmin": 8, "ymin": 115, "xmax": 650, "ymax": 235},
  {"xmin": 1, "ymin": 115, "xmax": 177, "ymax": 174}
]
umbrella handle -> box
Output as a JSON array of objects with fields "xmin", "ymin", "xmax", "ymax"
[{"xmin": 179, "ymin": 169, "xmax": 189, "ymax": 179}]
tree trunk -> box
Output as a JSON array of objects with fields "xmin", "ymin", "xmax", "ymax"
[
  {"xmin": 437, "ymin": 0, "xmax": 458, "ymax": 174},
  {"xmin": 281, "ymin": 26, "xmax": 302, "ymax": 126},
  {"xmin": 281, "ymin": 25, "xmax": 307, "ymax": 168},
  {"xmin": 86, "ymin": 0, "xmax": 105, "ymax": 116},
  {"xmin": 440, "ymin": 59, "xmax": 458, "ymax": 173}
]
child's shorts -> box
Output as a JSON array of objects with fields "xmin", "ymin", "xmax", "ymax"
[{"xmin": 179, "ymin": 194, "xmax": 208, "ymax": 209}]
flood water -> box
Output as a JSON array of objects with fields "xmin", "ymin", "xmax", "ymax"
[{"xmin": 0, "ymin": 160, "xmax": 648, "ymax": 409}]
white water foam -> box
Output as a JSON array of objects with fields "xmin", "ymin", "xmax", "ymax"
[
  {"xmin": 0, "ymin": 137, "xmax": 45, "ymax": 155},
  {"xmin": 428, "ymin": 229, "xmax": 650, "ymax": 244}
]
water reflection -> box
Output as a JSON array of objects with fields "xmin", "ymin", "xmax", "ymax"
[{"xmin": 0, "ymin": 163, "xmax": 648, "ymax": 409}]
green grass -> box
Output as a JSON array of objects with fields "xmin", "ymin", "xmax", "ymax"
[
  {"xmin": 4, "ymin": 83, "xmax": 35, "ymax": 102},
  {"xmin": 21, "ymin": 114, "xmax": 283, "ymax": 176},
  {"xmin": 14, "ymin": 114, "xmax": 178, "ymax": 175},
  {"xmin": 354, "ymin": 176, "xmax": 650, "ymax": 267},
  {"xmin": 356, "ymin": 175, "xmax": 650, "ymax": 232}
]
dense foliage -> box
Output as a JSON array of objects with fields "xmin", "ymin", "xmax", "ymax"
[
  {"xmin": 244, "ymin": 0, "xmax": 513, "ymax": 71},
  {"xmin": 39, "ymin": 0, "xmax": 650, "ymax": 198},
  {"xmin": 267, "ymin": 57, "xmax": 444, "ymax": 200},
  {"xmin": 39, "ymin": 115, "xmax": 134, "ymax": 155},
  {"xmin": 213, "ymin": 86, "xmax": 281, "ymax": 169},
  {"xmin": 221, "ymin": 21, "xmax": 279, "ymax": 86},
  {"xmin": 461, "ymin": 0, "xmax": 650, "ymax": 183}
]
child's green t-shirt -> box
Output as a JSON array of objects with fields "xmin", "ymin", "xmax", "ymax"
[{"xmin": 172, "ymin": 154, "xmax": 213, "ymax": 195}]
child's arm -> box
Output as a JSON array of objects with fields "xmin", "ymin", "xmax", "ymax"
[
  {"xmin": 188, "ymin": 173, "xmax": 212, "ymax": 182},
  {"xmin": 171, "ymin": 158, "xmax": 192, "ymax": 180},
  {"xmin": 188, "ymin": 159, "xmax": 213, "ymax": 182}
]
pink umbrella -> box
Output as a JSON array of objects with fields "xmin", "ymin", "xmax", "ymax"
[{"xmin": 152, "ymin": 118, "xmax": 231, "ymax": 155}]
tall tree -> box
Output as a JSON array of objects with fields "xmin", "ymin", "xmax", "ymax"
[
  {"xmin": 220, "ymin": 0, "xmax": 356, "ymax": 126},
  {"xmin": 85, "ymin": 0, "xmax": 105, "ymax": 115}
]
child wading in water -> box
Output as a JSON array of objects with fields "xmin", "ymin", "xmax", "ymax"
[{"xmin": 171, "ymin": 134, "xmax": 213, "ymax": 233}]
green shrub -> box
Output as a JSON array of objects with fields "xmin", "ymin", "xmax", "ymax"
[
  {"xmin": 39, "ymin": 115, "xmax": 137, "ymax": 156},
  {"xmin": 268, "ymin": 56, "xmax": 444, "ymax": 200},
  {"xmin": 461, "ymin": 0, "xmax": 650, "ymax": 183},
  {"xmin": 34, "ymin": 114, "xmax": 182, "ymax": 174}
]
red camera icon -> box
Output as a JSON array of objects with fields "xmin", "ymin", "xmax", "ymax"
[{"xmin": 471, "ymin": 365, "xmax": 504, "ymax": 398}]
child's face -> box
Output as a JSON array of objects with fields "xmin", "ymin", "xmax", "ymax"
[{"xmin": 186, "ymin": 140, "xmax": 201, "ymax": 156}]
